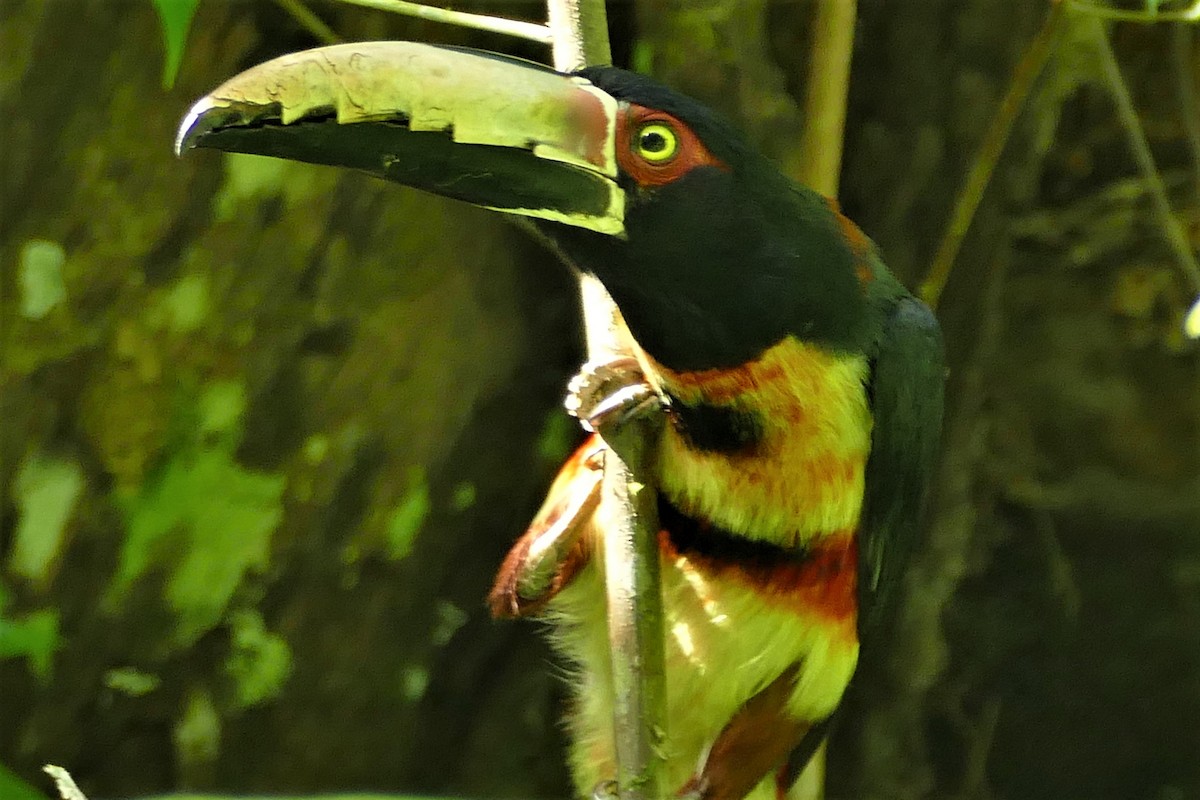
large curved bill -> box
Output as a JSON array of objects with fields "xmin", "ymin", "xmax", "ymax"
[{"xmin": 177, "ymin": 42, "xmax": 625, "ymax": 235}]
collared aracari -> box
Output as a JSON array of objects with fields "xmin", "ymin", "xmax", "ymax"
[{"xmin": 178, "ymin": 42, "xmax": 944, "ymax": 800}]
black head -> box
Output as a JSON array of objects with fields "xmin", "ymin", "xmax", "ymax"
[
  {"xmin": 539, "ymin": 67, "xmax": 879, "ymax": 372},
  {"xmin": 177, "ymin": 45, "xmax": 890, "ymax": 373}
]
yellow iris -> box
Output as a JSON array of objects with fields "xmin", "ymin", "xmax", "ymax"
[{"xmin": 635, "ymin": 122, "xmax": 678, "ymax": 162}]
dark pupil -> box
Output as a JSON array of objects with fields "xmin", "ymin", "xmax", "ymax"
[{"xmin": 640, "ymin": 129, "xmax": 668, "ymax": 153}]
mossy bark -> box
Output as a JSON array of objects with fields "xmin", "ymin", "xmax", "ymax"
[{"xmin": 2, "ymin": 1, "xmax": 576, "ymax": 796}]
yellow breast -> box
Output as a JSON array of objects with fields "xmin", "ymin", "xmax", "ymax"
[{"xmin": 639, "ymin": 336, "xmax": 872, "ymax": 547}]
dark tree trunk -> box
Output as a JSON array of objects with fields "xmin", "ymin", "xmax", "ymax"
[
  {"xmin": 2, "ymin": 2, "xmax": 1197, "ymax": 800},
  {"xmin": 2, "ymin": 1, "xmax": 578, "ymax": 796}
]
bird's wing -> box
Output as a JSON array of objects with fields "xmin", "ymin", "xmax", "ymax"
[
  {"xmin": 488, "ymin": 435, "xmax": 604, "ymax": 618},
  {"xmin": 858, "ymin": 296, "xmax": 945, "ymax": 636}
]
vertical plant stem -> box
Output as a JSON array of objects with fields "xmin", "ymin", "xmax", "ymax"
[
  {"xmin": 796, "ymin": 0, "xmax": 857, "ymax": 196},
  {"xmin": 1171, "ymin": 26, "xmax": 1200, "ymax": 202},
  {"xmin": 272, "ymin": 0, "xmax": 341, "ymax": 44},
  {"xmin": 593, "ymin": 416, "xmax": 666, "ymax": 800},
  {"xmin": 1168, "ymin": 23, "xmax": 1199, "ymax": 339},
  {"xmin": 790, "ymin": 5, "xmax": 858, "ymax": 798},
  {"xmin": 546, "ymin": 2, "xmax": 666, "ymax": 798},
  {"xmin": 547, "ymin": 0, "xmax": 613, "ymax": 72},
  {"xmin": 919, "ymin": 1, "xmax": 1067, "ymax": 309},
  {"xmin": 1087, "ymin": 15, "xmax": 1200, "ymax": 292},
  {"xmin": 43, "ymin": 766, "xmax": 88, "ymax": 800}
]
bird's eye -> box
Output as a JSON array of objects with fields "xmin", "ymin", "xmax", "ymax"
[{"xmin": 635, "ymin": 122, "xmax": 679, "ymax": 163}]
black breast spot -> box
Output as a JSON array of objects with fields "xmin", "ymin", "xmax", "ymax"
[{"xmin": 666, "ymin": 393, "xmax": 763, "ymax": 455}]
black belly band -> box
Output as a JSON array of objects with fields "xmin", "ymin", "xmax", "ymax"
[{"xmin": 658, "ymin": 496, "xmax": 807, "ymax": 571}]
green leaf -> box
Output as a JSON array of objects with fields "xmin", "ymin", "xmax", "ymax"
[
  {"xmin": 225, "ymin": 610, "xmax": 293, "ymax": 709},
  {"xmin": 0, "ymin": 609, "xmax": 61, "ymax": 682},
  {"xmin": 151, "ymin": 0, "xmax": 200, "ymax": 89},
  {"xmin": 0, "ymin": 764, "xmax": 47, "ymax": 800},
  {"xmin": 109, "ymin": 445, "xmax": 286, "ymax": 646},
  {"xmin": 385, "ymin": 468, "xmax": 430, "ymax": 561}
]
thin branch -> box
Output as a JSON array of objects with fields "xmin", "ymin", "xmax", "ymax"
[
  {"xmin": 1173, "ymin": 26, "xmax": 1200, "ymax": 203},
  {"xmin": 546, "ymin": 3, "xmax": 665, "ymax": 799},
  {"xmin": 273, "ymin": 0, "xmax": 341, "ymax": 44},
  {"xmin": 547, "ymin": 0, "xmax": 613, "ymax": 72},
  {"xmin": 919, "ymin": 1, "xmax": 1068, "ymax": 309},
  {"xmin": 335, "ymin": 0, "xmax": 553, "ymax": 44},
  {"xmin": 1064, "ymin": 0, "xmax": 1200, "ymax": 22},
  {"xmin": 1171, "ymin": 26, "xmax": 1200, "ymax": 339},
  {"xmin": 1002, "ymin": 469, "xmax": 1200, "ymax": 529},
  {"xmin": 795, "ymin": 0, "xmax": 857, "ymax": 196},
  {"xmin": 43, "ymin": 766, "xmax": 88, "ymax": 800},
  {"xmin": 591, "ymin": 412, "xmax": 667, "ymax": 800},
  {"xmin": 788, "ymin": 7, "xmax": 858, "ymax": 797},
  {"xmin": 1086, "ymin": 16, "xmax": 1200, "ymax": 294}
]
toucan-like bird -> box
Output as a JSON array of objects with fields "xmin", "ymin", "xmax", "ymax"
[{"xmin": 179, "ymin": 42, "xmax": 944, "ymax": 800}]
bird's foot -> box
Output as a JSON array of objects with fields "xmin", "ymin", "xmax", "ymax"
[
  {"xmin": 565, "ymin": 357, "xmax": 664, "ymax": 469},
  {"xmin": 674, "ymin": 775, "xmax": 708, "ymax": 800},
  {"xmin": 592, "ymin": 778, "xmax": 698, "ymax": 800},
  {"xmin": 566, "ymin": 357, "xmax": 660, "ymax": 435},
  {"xmin": 591, "ymin": 780, "xmax": 620, "ymax": 800}
]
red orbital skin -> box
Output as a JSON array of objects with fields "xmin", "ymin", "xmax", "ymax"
[{"xmin": 616, "ymin": 104, "xmax": 728, "ymax": 187}]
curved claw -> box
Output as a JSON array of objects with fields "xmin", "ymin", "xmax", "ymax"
[
  {"xmin": 592, "ymin": 779, "xmax": 620, "ymax": 800},
  {"xmin": 566, "ymin": 357, "xmax": 665, "ymax": 445},
  {"xmin": 577, "ymin": 383, "xmax": 659, "ymax": 434}
]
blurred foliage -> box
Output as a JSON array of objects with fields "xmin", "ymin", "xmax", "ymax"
[
  {"xmin": 107, "ymin": 379, "xmax": 287, "ymax": 648},
  {"xmin": 0, "ymin": 763, "xmax": 47, "ymax": 800},
  {"xmin": 151, "ymin": 0, "xmax": 200, "ymax": 88},
  {"xmin": 0, "ymin": 582, "xmax": 59, "ymax": 682},
  {"xmin": 386, "ymin": 467, "xmax": 431, "ymax": 561}
]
